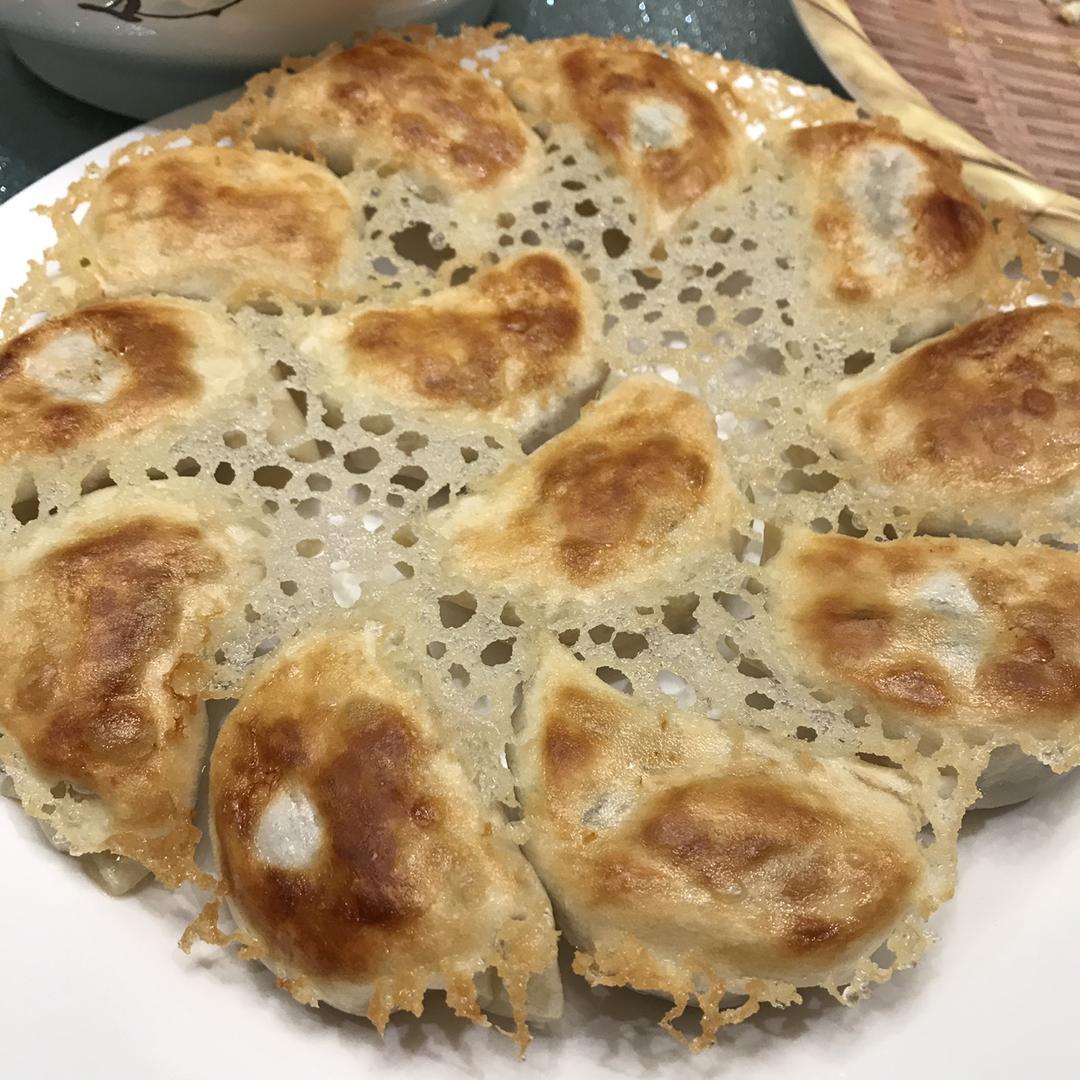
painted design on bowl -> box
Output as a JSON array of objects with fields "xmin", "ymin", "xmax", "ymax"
[{"xmin": 76, "ymin": 0, "xmax": 245, "ymax": 23}]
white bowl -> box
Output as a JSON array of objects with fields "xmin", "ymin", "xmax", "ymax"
[{"xmin": 1, "ymin": 0, "xmax": 494, "ymax": 119}]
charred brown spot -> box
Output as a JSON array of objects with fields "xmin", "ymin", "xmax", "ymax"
[
  {"xmin": 787, "ymin": 916, "xmax": 844, "ymax": 950},
  {"xmin": 641, "ymin": 778, "xmax": 812, "ymax": 888},
  {"xmin": 873, "ymin": 666, "xmax": 950, "ymax": 712},
  {"xmin": 976, "ymin": 602, "xmax": 1080, "ymax": 712},
  {"xmin": 913, "ymin": 190, "xmax": 987, "ymax": 274},
  {"xmin": 980, "ymin": 656, "xmax": 1080, "ymax": 711},
  {"xmin": 0, "ymin": 301, "xmax": 201, "ymax": 463},
  {"xmin": 323, "ymin": 36, "xmax": 528, "ymax": 189},
  {"xmin": 559, "ymin": 46, "xmax": 731, "ymax": 214},
  {"xmin": 223, "ymin": 720, "xmax": 310, "ymax": 839},
  {"xmin": 345, "ymin": 253, "xmax": 584, "ymax": 412},
  {"xmin": 410, "ymin": 797, "xmax": 439, "ymax": 828},
  {"xmin": 537, "ymin": 433, "xmax": 711, "ymax": 582},
  {"xmin": 541, "ymin": 685, "xmax": 621, "ymax": 788},
  {"xmin": 543, "ymin": 721, "xmax": 594, "ymax": 774},
  {"xmin": 801, "ymin": 597, "xmax": 896, "ymax": 662}
]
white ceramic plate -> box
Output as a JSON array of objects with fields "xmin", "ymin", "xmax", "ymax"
[{"xmin": 2, "ymin": 98, "xmax": 1078, "ymax": 1080}]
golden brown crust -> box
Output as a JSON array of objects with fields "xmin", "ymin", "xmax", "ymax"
[
  {"xmin": 826, "ymin": 305, "xmax": 1080, "ymax": 515},
  {"xmin": 295, "ymin": 252, "xmax": 603, "ymax": 438},
  {"xmin": 495, "ymin": 36, "xmax": 739, "ymax": 233},
  {"xmin": 631, "ymin": 775, "xmax": 915, "ymax": 959},
  {"xmin": 0, "ymin": 487, "xmax": 265, "ymax": 885},
  {"xmin": 0, "ymin": 297, "xmax": 261, "ymax": 468},
  {"xmin": 210, "ymin": 623, "xmax": 558, "ymax": 1042},
  {"xmin": 769, "ymin": 530, "xmax": 1080, "ymax": 760},
  {"xmin": 514, "ymin": 646, "xmax": 930, "ymax": 1040},
  {"xmin": 788, "ymin": 120, "xmax": 994, "ymax": 307},
  {"xmin": 435, "ymin": 375, "xmax": 745, "ymax": 608},
  {"xmin": 217, "ymin": 697, "xmax": 435, "ymax": 973},
  {"xmin": 82, "ymin": 147, "xmax": 361, "ymax": 303},
  {"xmin": 231, "ymin": 34, "xmax": 538, "ymax": 195},
  {"xmin": 0, "ymin": 300, "xmax": 197, "ymax": 461}
]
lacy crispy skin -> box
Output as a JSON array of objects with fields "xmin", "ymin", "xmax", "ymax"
[
  {"xmin": 223, "ymin": 33, "xmax": 540, "ymax": 196},
  {"xmin": 79, "ymin": 146, "xmax": 364, "ymax": 304},
  {"xmin": 768, "ymin": 529, "xmax": 1080, "ymax": 767},
  {"xmin": 514, "ymin": 646, "xmax": 932, "ymax": 1048},
  {"xmin": 494, "ymin": 36, "xmax": 740, "ymax": 235},
  {"xmin": 291, "ymin": 251, "xmax": 604, "ymax": 442},
  {"xmin": 0, "ymin": 485, "xmax": 266, "ymax": 886},
  {"xmin": 1, "ymin": 22, "xmax": 1076, "ymax": 1054},
  {"xmin": 433, "ymin": 374, "xmax": 746, "ymax": 611},
  {"xmin": 209, "ymin": 622, "xmax": 559, "ymax": 1049},
  {"xmin": 787, "ymin": 120, "xmax": 995, "ymax": 311},
  {"xmin": 0, "ymin": 297, "xmax": 262, "ymax": 469},
  {"xmin": 825, "ymin": 305, "xmax": 1080, "ymax": 524}
]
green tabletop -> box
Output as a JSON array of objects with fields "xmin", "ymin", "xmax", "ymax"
[{"xmin": 0, "ymin": 0, "xmax": 840, "ymax": 205}]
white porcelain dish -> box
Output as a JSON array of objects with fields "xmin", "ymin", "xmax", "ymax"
[
  {"xmin": 1, "ymin": 97, "xmax": 1079, "ymax": 1080},
  {"xmin": 0, "ymin": 0, "xmax": 493, "ymax": 118}
]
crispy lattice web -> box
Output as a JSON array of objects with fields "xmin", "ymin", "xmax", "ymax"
[{"xmin": 3, "ymin": 22, "xmax": 1076, "ymax": 1045}]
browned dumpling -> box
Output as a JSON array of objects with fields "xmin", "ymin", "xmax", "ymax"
[
  {"xmin": 209, "ymin": 621, "xmax": 560, "ymax": 1047},
  {"xmin": 0, "ymin": 297, "xmax": 263, "ymax": 476},
  {"xmin": 825, "ymin": 305, "xmax": 1080, "ymax": 525},
  {"xmin": 767, "ymin": 529, "xmax": 1080, "ymax": 797},
  {"xmin": 433, "ymin": 375, "xmax": 747, "ymax": 610},
  {"xmin": 0, "ymin": 485, "xmax": 266, "ymax": 891},
  {"xmin": 787, "ymin": 121, "xmax": 994, "ymax": 315},
  {"xmin": 231, "ymin": 34, "xmax": 540, "ymax": 197},
  {"xmin": 513, "ymin": 644, "xmax": 937, "ymax": 1047},
  {"xmin": 80, "ymin": 146, "xmax": 364, "ymax": 303},
  {"xmin": 292, "ymin": 251, "xmax": 604, "ymax": 443},
  {"xmin": 496, "ymin": 36, "xmax": 741, "ymax": 234}
]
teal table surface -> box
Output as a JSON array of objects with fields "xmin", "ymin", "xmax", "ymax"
[{"xmin": 0, "ymin": 0, "xmax": 840, "ymax": 206}]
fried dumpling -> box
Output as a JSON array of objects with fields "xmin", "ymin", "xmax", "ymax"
[
  {"xmin": 292, "ymin": 252, "xmax": 603, "ymax": 444},
  {"xmin": 514, "ymin": 644, "xmax": 937, "ymax": 1048},
  {"xmin": 767, "ymin": 528, "xmax": 1080, "ymax": 802},
  {"xmin": 230, "ymin": 34, "xmax": 539, "ymax": 198},
  {"xmin": 496, "ymin": 36, "xmax": 740, "ymax": 234},
  {"xmin": 0, "ymin": 297, "xmax": 264, "ymax": 482},
  {"xmin": 825, "ymin": 305, "xmax": 1080, "ymax": 528},
  {"xmin": 207, "ymin": 620, "xmax": 560, "ymax": 1047},
  {"xmin": 79, "ymin": 146, "xmax": 364, "ymax": 303},
  {"xmin": 787, "ymin": 121, "xmax": 994, "ymax": 320},
  {"xmin": 0, "ymin": 484, "xmax": 266, "ymax": 891},
  {"xmin": 433, "ymin": 375, "xmax": 746, "ymax": 612}
]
